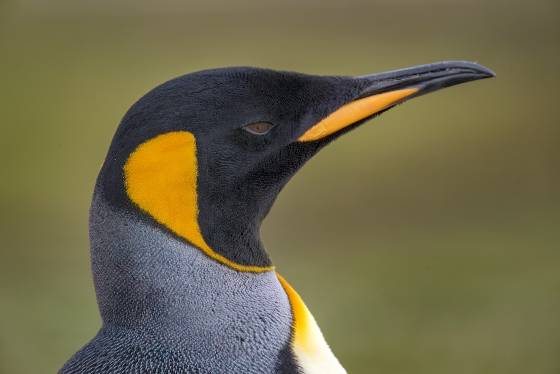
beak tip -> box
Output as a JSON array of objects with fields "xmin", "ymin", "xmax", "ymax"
[{"xmin": 443, "ymin": 60, "xmax": 496, "ymax": 78}]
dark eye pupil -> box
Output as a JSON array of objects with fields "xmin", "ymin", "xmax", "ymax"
[{"xmin": 243, "ymin": 122, "xmax": 274, "ymax": 135}]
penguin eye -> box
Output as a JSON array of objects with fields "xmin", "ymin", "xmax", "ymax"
[{"xmin": 242, "ymin": 121, "xmax": 275, "ymax": 135}]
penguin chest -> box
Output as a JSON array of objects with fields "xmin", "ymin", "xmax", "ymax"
[{"xmin": 277, "ymin": 274, "xmax": 347, "ymax": 374}]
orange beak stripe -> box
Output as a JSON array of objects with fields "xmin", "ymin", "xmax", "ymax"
[{"xmin": 298, "ymin": 87, "xmax": 419, "ymax": 142}]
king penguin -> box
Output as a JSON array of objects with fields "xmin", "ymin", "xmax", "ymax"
[{"xmin": 60, "ymin": 61, "xmax": 494, "ymax": 374}]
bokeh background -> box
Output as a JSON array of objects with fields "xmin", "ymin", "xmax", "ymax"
[{"xmin": 1, "ymin": 0, "xmax": 559, "ymax": 373}]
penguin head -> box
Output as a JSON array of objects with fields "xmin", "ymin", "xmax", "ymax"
[{"xmin": 97, "ymin": 62, "xmax": 494, "ymax": 272}]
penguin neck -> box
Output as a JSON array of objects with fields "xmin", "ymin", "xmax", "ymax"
[{"xmin": 89, "ymin": 191, "xmax": 288, "ymax": 331}]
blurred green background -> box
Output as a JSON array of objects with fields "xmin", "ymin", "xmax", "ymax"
[{"xmin": 1, "ymin": 0, "xmax": 559, "ymax": 373}]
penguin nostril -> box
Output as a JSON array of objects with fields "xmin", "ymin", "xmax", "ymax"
[{"xmin": 242, "ymin": 121, "xmax": 275, "ymax": 135}]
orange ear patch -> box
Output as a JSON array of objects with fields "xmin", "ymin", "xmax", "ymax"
[{"xmin": 124, "ymin": 131, "xmax": 273, "ymax": 273}]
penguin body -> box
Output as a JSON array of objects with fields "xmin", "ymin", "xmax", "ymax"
[{"xmin": 61, "ymin": 62, "xmax": 493, "ymax": 373}]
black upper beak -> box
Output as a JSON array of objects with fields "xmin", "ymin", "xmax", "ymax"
[
  {"xmin": 298, "ymin": 61, "xmax": 495, "ymax": 142},
  {"xmin": 357, "ymin": 60, "xmax": 496, "ymax": 99}
]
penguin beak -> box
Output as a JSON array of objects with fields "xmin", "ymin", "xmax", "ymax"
[{"xmin": 298, "ymin": 61, "xmax": 495, "ymax": 142}]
